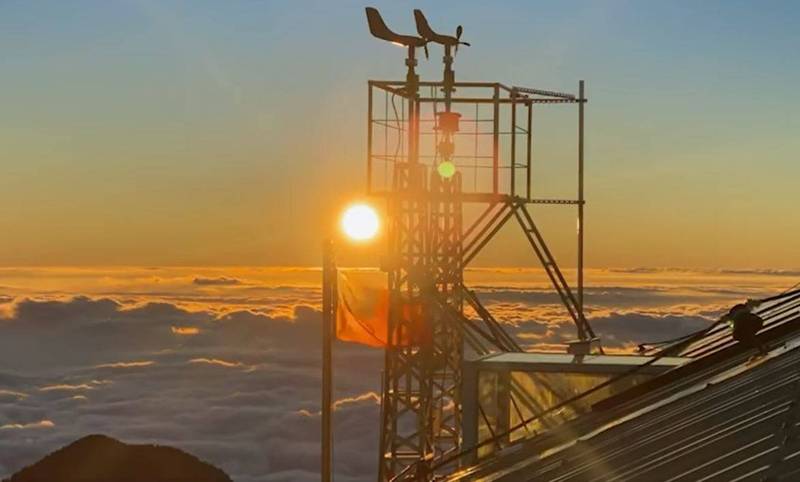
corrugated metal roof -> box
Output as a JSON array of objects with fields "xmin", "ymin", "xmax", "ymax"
[{"xmin": 445, "ymin": 290, "xmax": 800, "ymax": 482}]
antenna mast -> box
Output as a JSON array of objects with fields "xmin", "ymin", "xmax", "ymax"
[{"xmin": 363, "ymin": 7, "xmax": 598, "ymax": 479}]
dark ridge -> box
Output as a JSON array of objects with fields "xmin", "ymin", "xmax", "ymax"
[{"xmin": 4, "ymin": 434, "xmax": 232, "ymax": 482}]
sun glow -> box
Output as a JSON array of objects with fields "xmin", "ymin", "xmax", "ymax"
[{"xmin": 341, "ymin": 203, "xmax": 380, "ymax": 241}]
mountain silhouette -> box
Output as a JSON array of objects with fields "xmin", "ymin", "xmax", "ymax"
[{"xmin": 4, "ymin": 434, "xmax": 232, "ymax": 482}]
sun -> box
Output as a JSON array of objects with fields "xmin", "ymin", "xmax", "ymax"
[{"xmin": 341, "ymin": 203, "xmax": 380, "ymax": 241}]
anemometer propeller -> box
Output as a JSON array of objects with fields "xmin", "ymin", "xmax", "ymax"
[
  {"xmin": 413, "ymin": 9, "xmax": 470, "ymax": 56},
  {"xmin": 365, "ymin": 7, "xmax": 470, "ymax": 60}
]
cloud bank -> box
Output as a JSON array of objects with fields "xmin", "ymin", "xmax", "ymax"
[{"xmin": 0, "ymin": 266, "xmax": 793, "ymax": 480}]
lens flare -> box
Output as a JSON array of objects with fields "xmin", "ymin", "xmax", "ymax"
[
  {"xmin": 437, "ymin": 161, "xmax": 456, "ymax": 179},
  {"xmin": 341, "ymin": 203, "xmax": 379, "ymax": 241}
]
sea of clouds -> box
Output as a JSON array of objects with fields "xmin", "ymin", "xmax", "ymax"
[{"xmin": 0, "ymin": 266, "xmax": 794, "ymax": 481}]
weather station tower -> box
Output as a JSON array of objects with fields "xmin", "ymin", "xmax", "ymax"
[{"xmin": 321, "ymin": 7, "xmax": 600, "ymax": 482}]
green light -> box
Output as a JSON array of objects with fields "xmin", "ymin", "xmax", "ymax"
[{"xmin": 437, "ymin": 161, "xmax": 456, "ymax": 179}]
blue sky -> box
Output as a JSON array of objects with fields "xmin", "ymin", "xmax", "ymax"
[{"xmin": 0, "ymin": 0, "xmax": 797, "ymax": 267}]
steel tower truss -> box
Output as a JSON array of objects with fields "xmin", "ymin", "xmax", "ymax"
[
  {"xmin": 366, "ymin": 17, "xmax": 596, "ymax": 477},
  {"xmin": 368, "ymin": 75, "xmax": 597, "ymax": 479}
]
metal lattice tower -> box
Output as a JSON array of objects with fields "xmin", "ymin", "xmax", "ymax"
[
  {"xmin": 364, "ymin": 7, "xmax": 598, "ymax": 480},
  {"xmin": 379, "ymin": 168, "xmax": 466, "ymax": 478}
]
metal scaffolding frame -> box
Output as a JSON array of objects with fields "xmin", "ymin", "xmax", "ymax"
[
  {"xmin": 357, "ymin": 8, "xmax": 598, "ymax": 480},
  {"xmin": 368, "ymin": 79, "xmax": 596, "ymax": 479}
]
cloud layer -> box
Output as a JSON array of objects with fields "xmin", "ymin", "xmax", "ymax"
[{"xmin": 0, "ymin": 266, "xmax": 793, "ymax": 480}]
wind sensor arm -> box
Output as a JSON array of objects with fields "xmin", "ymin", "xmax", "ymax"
[
  {"xmin": 413, "ymin": 9, "xmax": 470, "ymax": 54},
  {"xmin": 364, "ymin": 6, "xmax": 427, "ymax": 161},
  {"xmin": 365, "ymin": 7, "xmax": 427, "ymax": 49}
]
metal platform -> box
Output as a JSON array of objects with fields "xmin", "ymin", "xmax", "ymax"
[
  {"xmin": 443, "ymin": 290, "xmax": 800, "ymax": 481},
  {"xmin": 461, "ymin": 352, "xmax": 688, "ymax": 463}
]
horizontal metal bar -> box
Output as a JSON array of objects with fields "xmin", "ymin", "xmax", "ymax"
[
  {"xmin": 512, "ymin": 86, "xmax": 576, "ymax": 99},
  {"xmin": 371, "ymin": 80, "xmax": 582, "ymax": 100},
  {"xmin": 394, "ymin": 154, "xmax": 496, "ymax": 160},
  {"xmin": 369, "ymin": 156, "xmax": 529, "ymax": 169},
  {"xmin": 367, "ymin": 191, "xmax": 583, "ymax": 205},
  {"xmin": 371, "ymin": 119, "xmax": 495, "ymax": 124},
  {"xmin": 418, "ymin": 131, "xmax": 519, "ymax": 136},
  {"xmin": 373, "ymin": 80, "xmax": 485, "ymax": 87},
  {"xmin": 531, "ymin": 199, "xmax": 584, "ymax": 205},
  {"xmin": 418, "ymin": 97, "xmax": 527, "ymax": 105},
  {"xmin": 417, "ymin": 97, "xmax": 581, "ymax": 105},
  {"xmin": 374, "ymin": 80, "xmax": 513, "ymax": 91},
  {"xmin": 526, "ymin": 98, "xmax": 582, "ymax": 104},
  {"xmin": 370, "ymin": 88, "xmax": 580, "ymax": 105}
]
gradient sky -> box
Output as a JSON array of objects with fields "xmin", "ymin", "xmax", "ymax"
[{"xmin": 1, "ymin": 0, "xmax": 798, "ymax": 268}]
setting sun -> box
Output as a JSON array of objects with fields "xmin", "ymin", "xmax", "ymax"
[{"xmin": 341, "ymin": 203, "xmax": 380, "ymax": 241}]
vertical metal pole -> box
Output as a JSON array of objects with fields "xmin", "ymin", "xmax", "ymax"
[
  {"xmin": 526, "ymin": 102, "xmax": 532, "ymax": 200},
  {"xmin": 510, "ymin": 89, "xmax": 516, "ymax": 197},
  {"xmin": 367, "ymin": 83, "xmax": 373, "ymax": 194},
  {"xmin": 492, "ymin": 84, "xmax": 499, "ymax": 194},
  {"xmin": 322, "ymin": 238, "xmax": 335, "ymax": 482},
  {"xmin": 461, "ymin": 360, "xmax": 478, "ymax": 465},
  {"xmin": 406, "ymin": 46, "xmax": 418, "ymax": 165},
  {"xmin": 443, "ymin": 44, "xmax": 454, "ymax": 112},
  {"xmin": 577, "ymin": 81, "xmax": 585, "ymax": 330}
]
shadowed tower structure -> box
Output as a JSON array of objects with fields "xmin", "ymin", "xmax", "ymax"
[{"xmin": 364, "ymin": 7, "xmax": 598, "ymax": 479}]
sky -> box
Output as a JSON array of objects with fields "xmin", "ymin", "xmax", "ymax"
[
  {"xmin": 1, "ymin": 3, "xmax": 800, "ymax": 479},
  {"xmin": 0, "ymin": 0, "xmax": 798, "ymax": 268}
]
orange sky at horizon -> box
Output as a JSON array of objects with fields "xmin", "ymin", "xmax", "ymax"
[
  {"xmin": 1, "ymin": 1, "xmax": 798, "ymax": 269},
  {"xmin": 0, "ymin": 264, "xmax": 796, "ymax": 301}
]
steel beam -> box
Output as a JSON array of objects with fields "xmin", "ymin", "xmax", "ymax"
[{"xmin": 321, "ymin": 239, "xmax": 334, "ymax": 482}]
